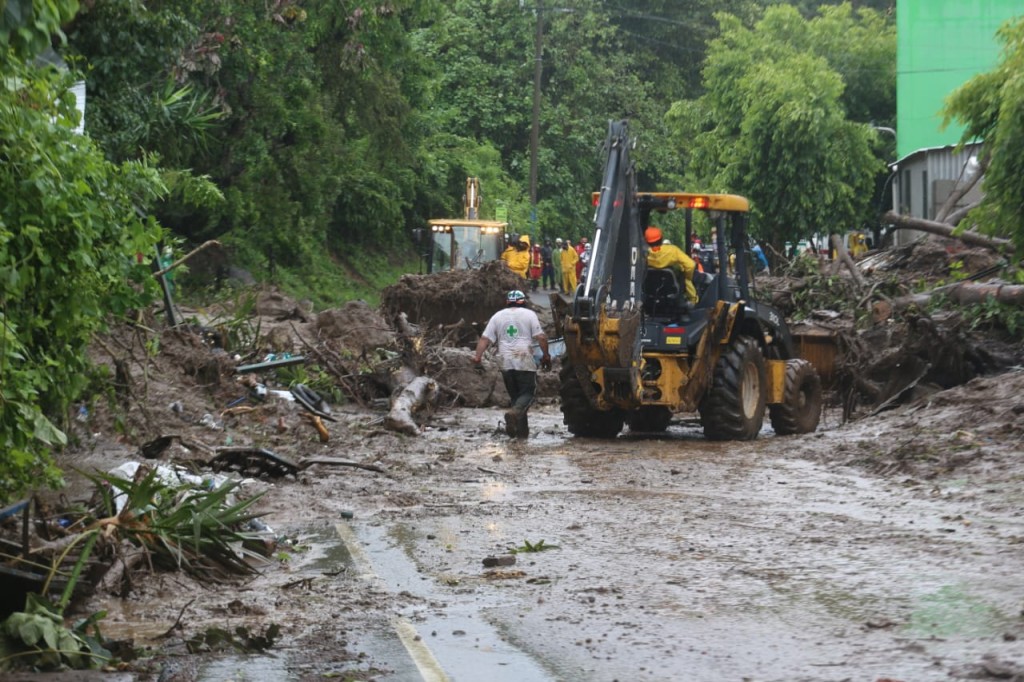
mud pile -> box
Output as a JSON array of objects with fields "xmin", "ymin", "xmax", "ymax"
[{"xmin": 379, "ymin": 259, "xmax": 523, "ymax": 328}]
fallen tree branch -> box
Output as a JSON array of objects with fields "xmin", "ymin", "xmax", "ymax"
[
  {"xmin": 385, "ymin": 376, "xmax": 438, "ymax": 435},
  {"xmin": 153, "ymin": 240, "xmax": 222, "ymax": 278},
  {"xmin": 289, "ymin": 321, "xmax": 368, "ymax": 408},
  {"xmin": 944, "ymin": 200, "xmax": 982, "ymax": 228},
  {"xmin": 934, "ymin": 150, "xmax": 989, "ymax": 223},
  {"xmin": 829, "ymin": 234, "xmax": 866, "ymax": 289},
  {"xmin": 97, "ymin": 540, "xmax": 148, "ymax": 596},
  {"xmin": 873, "ymin": 282, "xmax": 1024, "ymax": 321},
  {"xmin": 883, "ymin": 211, "xmax": 1012, "ymax": 251},
  {"xmin": 155, "ymin": 597, "xmax": 197, "ymax": 639}
]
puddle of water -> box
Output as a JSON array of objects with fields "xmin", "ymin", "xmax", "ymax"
[
  {"xmin": 198, "ymin": 653, "xmax": 290, "ymax": 682},
  {"xmin": 357, "ymin": 522, "xmax": 559, "ymax": 681},
  {"xmin": 297, "ymin": 523, "xmax": 356, "ymax": 574}
]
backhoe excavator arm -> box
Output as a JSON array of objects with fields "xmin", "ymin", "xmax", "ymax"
[{"xmin": 575, "ymin": 120, "xmax": 645, "ymax": 319}]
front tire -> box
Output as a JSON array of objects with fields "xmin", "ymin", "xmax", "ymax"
[
  {"xmin": 559, "ymin": 360, "xmax": 624, "ymax": 438},
  {"xmin": 769, "ymin": 359, "xmax": 822, "ymax": 435},
  {"xmin": 699, "ymin": 336, "xmax": 767, "ymax": 441}
]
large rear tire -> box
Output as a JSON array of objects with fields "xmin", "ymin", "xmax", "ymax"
[
  {"xmin": 769, "ymin": 359, "xmax": 822, "ymax": 435},
  {"xmin": 698, "ymin": 336, "xmax": 767, "ymax": 441},
  {"xmin": 559, "ymin": 360, "xmax": 624, "ymax": 438},
  {"xmin": 627, "ymin": 406, "xmax": 673, "ymax": 433}
]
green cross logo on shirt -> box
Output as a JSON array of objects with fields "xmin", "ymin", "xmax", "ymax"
[{"xmin": 505, "ymin": 324, "xmax": 519, "ymax": 338}]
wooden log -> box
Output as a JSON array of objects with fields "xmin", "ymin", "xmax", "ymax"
[
  {"xmin": 384, "ymin": 376, "xmax": 439, "ymax": 435},
  {"xmin": 96, "ymin": 540, "xmax": 147, "ymax": 596},
  {"xmin": 882, "ymin": 211, "xmax": 1012, "ymax": 251},
  {"xmin": 872, "ymin": 282, "xmax": 1024, "ymax": 321}
]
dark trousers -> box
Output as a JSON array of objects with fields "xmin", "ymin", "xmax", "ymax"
[
  {"xmin": 502, "ymin": 370, "xmax": 537, "ymax": 412},
  {"xmin": 542, "ymin": 263, "xmax": 555, "ymax": 289}
]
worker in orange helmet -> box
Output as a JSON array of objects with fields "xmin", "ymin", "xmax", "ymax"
[{"xmin": 645, "ymin": 226, "xmax": 698, "ymax": 303}]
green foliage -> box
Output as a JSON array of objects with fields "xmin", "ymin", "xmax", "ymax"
[
  {"xmin": 943, "ymin": 16, "xmax": 1024, "ymax": 251},
  {"xmin": 666, "ymin": 4, "xmax": 889, "ymax": 251},
  {"xmin": 88, "ymin": 467, "xmax": 266, "ymax": 579},
  {"xmin": 0, "ymin": 49, "xmax": 165, "ymax": 503},
  {"xmin": 511, "ymin": 538, "xmax": 559, "ymax": 554},
  {"xmin": 1, "ymin": 0, "xmax": 80, "ymax": 61},
  {"xmin": 962, "ymin": 297, "xmax": 1024, "ymax": 338},
  {"xmin": 948, "ymin": 259, "xmax": 967, "ymax": 282},
  {"xmin": 277, "ymin": 365, "xmax": 346, "ymax": 406},
  {"xmin": 59, "ymin": 0, "xmax": 900, "ymax": 300},
  {"xmin": 0, "ymin": 530, "xmax": 109, "ymax": 672},
  {"xmin": 196, "ymin": 290, "xmax": 262, "ymax": 352},
  {"xmin": 0, "ymin": 593, "xmax": 110, "ymax": 671},
  {"xmin": 64, "ymin": 0, "xmax": 212, "ymax": 164}
]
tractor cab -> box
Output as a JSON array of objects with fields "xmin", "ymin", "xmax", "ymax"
[{"xmin": 425, "ymin": 219, "xmax": 507, "ymax": 273}]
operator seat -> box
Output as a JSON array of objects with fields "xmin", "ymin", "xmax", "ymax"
[{"xmin": 643, "ymin": 268, "xmax": 685, "ymax": 316}]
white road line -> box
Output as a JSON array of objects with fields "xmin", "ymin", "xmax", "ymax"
[{"xmin": 334, "ymin": 522, "xmax": 450, "ymax": 682}]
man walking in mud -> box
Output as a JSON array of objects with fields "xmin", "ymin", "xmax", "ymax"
[{"xmin": 472, "ymin": 290, "xmax": 551, "ymax": 439}]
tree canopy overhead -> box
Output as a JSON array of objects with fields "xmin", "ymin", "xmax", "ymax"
[
  {"xmin": 943, "ymin": 15, "xmax": 1024, "ymax": 251},
  {"xmin": 63, "ymin": 0, "xmax": 893, "ymax": 277},
  {"xmin": 664, "ymin": 3, "xmax": 892, "ymax": 249}
]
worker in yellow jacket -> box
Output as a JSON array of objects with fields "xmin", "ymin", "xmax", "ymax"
[
  {"xmin": 645, "ymin": 226, "xmax": 697, "ymax": 303},
  {"xmin": 559, "ymin": 240, "xmax": 579, "ymax": 294},
  {"xmin": 511, "ymin": 235, "xmax": 531, "ymax": 278},
  {"xmin": 501, "ymin": 234, "xmax": 531, "ymax": 279}
]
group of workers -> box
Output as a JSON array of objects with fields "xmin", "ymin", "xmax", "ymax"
[
  {"xmin": 502, "ymin": 223, "xmax": 786, "ymax": 306},
  {"xmin": 500, "ymin": 234, "xmax": 592, "ymax": 295}
]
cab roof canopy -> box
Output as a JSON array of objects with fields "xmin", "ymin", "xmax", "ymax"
[
  {"xmin": 427, "ymin": 219, "xmax": 508, "ymax": 228},
  {"xmin": 591, "ymin": 191, "xmax": 750, "ymax": 213}
]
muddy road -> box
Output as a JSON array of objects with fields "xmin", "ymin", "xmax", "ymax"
[{"xmin": 86, "ymin": 386, "xmax": 1024, "ymax": 682}]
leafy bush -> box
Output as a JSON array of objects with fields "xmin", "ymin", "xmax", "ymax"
[
  {"xmin": 0, "ymin": 593, "xmax": 110, "ymax": 671},
  {"xmin": 88, "ymin": 467, "xmax": 267, "ymax": 579},
  {"xmin": 0, "ymin": 50, "xmax": 165, "ymax": 502}
]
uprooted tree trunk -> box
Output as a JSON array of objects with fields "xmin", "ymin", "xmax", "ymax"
[
  {"xmin": 872, "ymin": 282, "xmax": 1024, "ymax": 322},
  {"xmin": 883, "ymin": 211, "xmax": 1013, "ymax": 252}
]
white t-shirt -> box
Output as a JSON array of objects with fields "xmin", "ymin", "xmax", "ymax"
[{"xmin": 482, "ymin": 306, "xmax": 545, "ymax": 371}]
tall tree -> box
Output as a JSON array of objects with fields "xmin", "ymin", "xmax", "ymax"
[
  {"xmin": 421, "ymin": 1, "xmax": 669, "ymax": 239},
  {"xmin": 942, "ymin": 16, "xmax": 1024, "ymax": 251},
  {"xmin": 665, "ymin": 3, "xmax": 888, "ymax": 249},
  {"xmin": 69, "ymin": 1, "xmax": 439, "ymax": 284}
]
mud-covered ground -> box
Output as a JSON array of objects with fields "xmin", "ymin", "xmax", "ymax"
[
  {"xmin": 62, "ymin": 365, "xmax": 1024, "ymax": 682},
  {"xmin": 24, "ymin": 240, "xmax": 1024, "ymax": 681}
]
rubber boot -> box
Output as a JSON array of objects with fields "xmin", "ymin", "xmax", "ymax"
[
  {"xmin": 504, "ymin": 409, "xmax": 519, "ymax": 437},
  {"xmin": 516, "ymin": 410, "xmax": 529, "ymax": 439}
]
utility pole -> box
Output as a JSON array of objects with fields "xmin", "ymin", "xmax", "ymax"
[{"xmin": 529, "ymin": 0, "xmax": 543, "ymax": 231}]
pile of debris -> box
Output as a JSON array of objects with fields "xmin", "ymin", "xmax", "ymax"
[{"xmin": 759, "ymin": 233, "xmax": 1023, "ymax": 421}]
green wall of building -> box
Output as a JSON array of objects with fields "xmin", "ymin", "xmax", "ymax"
[{"xmin": 897, "ymin": 0, "xmax": 1021, "ymax": 159}]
